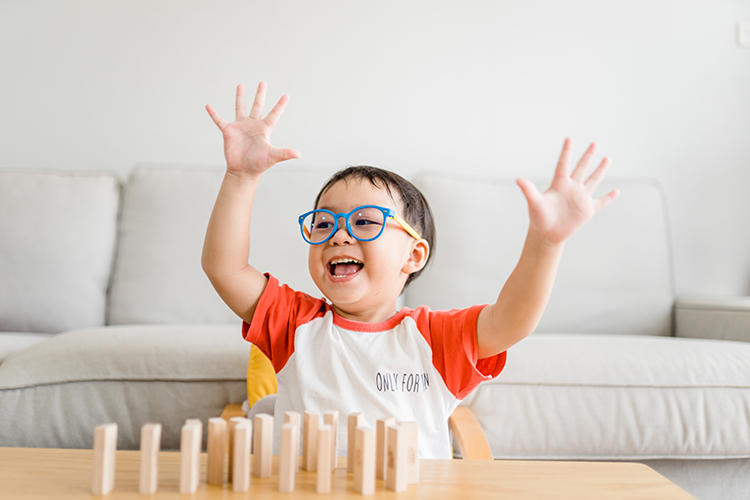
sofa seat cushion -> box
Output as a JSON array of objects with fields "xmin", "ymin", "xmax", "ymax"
[
  {"xmin": 462, "ymin": 334, "xmax": 750, "ymax": 460},
  {"xmin": 0, "ymin": 324, "xmax": 249, "ymax": 450},
  {"xmin": 0, "ymin": 333, "xmax": 54, "ymax": 364}
]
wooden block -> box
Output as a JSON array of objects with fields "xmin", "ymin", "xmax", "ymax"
[
  {"xmin": 184, "ymin": 417, "xmax": 203, "ymax": 486},
  {"xmin": 139, "ymin": 423, "xmax": 161, "ymax": 495},
  {"xmin": 316, "ymin": 424, "xmax": 332, "ymax": 494},
  {"xmin": 207, "ymin": 417, "xmax": 227, "ymax": 485},
  {"xmin": 302, "ymin": 411, "xmax": 319, "ymax": 471},
  {"xmin": 252, "ymin": 413, "xmax": 273, "ymax": 478},
  {"xmin": 227, "ymin": 416, "xmax": 249, "ymax": 483},
  {"xmin": 279, "ymin": 423, "xmax": 296, "ymax": 492},
  {"xmin": 347, "ymin": 413, "xmax": 365, "ymax": 473},
  {"xmin": 323, "ymin": 410, "xmax": 339, "ymax": 469},
  {"xmin": 92, "ymin": 423, "xmax": 117, "ymax": 495},
  {"xmin": 385, "ymin": 424, "xmax": 407, "ymax": 492},
  {"xmin": 400, "ymin": 421, "xmax": 419, "ymax": 484},
  {"xmin": 353, "ymin": 426, "xmax": 375, "ymax": 495},
  {"xmin": 233, "ymin": 421, "xmax": 252, "ymax": 493},
  {"xmin": 284, "ymin": 411, "xmax": 301, "ymax": 473},
  {"xmin": 179, "ymin": 422, "xmax": 201, "ymax": 494},
  {"xmin": 376, "ymin": 417, "xmax": 395, "ymax": 480}
]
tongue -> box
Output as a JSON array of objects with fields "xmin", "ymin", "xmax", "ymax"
[{"xmin": 333, "ymin": 264, "xmax": 361, "ymax": 276}]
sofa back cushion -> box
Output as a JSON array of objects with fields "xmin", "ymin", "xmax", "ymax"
[
  {"xmin": 108, "ymin": 167, "xmax": 332, "ymax": 325},
  {"xmin": 0, "ymin": 170, "xmax": 121, "ymax": 333},
  {"xmin": 407, "ymin": 174, "xmax": 674, "ymax": 336}
]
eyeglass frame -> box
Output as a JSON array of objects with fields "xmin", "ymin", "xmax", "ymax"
[{"xmin": 298, "ymin": 204, "xmax": 421, "ymax": 245}]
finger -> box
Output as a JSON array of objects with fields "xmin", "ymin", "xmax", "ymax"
[
  {"xmin": 249, "ymin": 81, "xmax": 267, "ymax": 120},
  {"xmin": 205, "ymin": 104, "xmax": 229, "ymax": 131},
  {"xmin": 263, "ymin": 94, "xmax": 290, "ymax": 128},
  {"xmin": 517, "ymin": 177, "xmax": 543, "ymax": 206},
  {"xmin": 592, "ymin": 188, "xmax": 620, "ymax": 213},
  {"xmin": 553, "ymin": 137, "xmax": 573, "ymax": 181},
  {"xmin": 270, "ymin": 147, "xmax": 302, "ymax": 164},
  {"xmin": 235, "ymin": 84, "xmax": 246, "ymax": 120},
  {"xmin": 570, "ymin": 142, "xmax": 598, "ymax": 182},
  {"xmin": 583, "ymin": 156, "xmax": 612, "ymax": 194}
]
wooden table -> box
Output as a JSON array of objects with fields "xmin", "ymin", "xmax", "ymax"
[{"xmin": 0, "ymin": 447, "xmax": 695, "ymax": 499}]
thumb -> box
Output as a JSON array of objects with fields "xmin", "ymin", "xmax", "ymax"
[
  {"xmin": 270, "ymin": 147, "xmax": 301, "ymax": 164},
  {"xmin": 516, "ymin": 178, "xmax": 542, "ymax": 206}
]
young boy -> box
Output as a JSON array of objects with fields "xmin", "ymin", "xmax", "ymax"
[{"xmin": 202, "ymin": 82, "xmax": 619, "ymax": 458}]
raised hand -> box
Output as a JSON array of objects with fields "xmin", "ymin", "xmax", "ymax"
[
  {"xmin": 206, "ymin": 82, "xmax": 300, "ymax": 176},
  {"xmin": 516, "ymin": 138, "xmax": 619, "ymax": 246}
]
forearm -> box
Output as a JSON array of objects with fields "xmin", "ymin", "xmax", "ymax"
[
  {"xmin": 477, "ymin": 229, "xmax": 564, "ymax": 358},
  {"xmin": 201, "ymin": 171, "xmax": 267, "ymax": 318}
]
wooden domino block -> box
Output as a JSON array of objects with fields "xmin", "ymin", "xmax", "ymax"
[
  {"xmin": 376, "ymin": 417, "xmax": 395, "ymax": 480},
  {"xmin": 233, "ymin": 420, "xmax": 252, "ymax": 493},
  {"xmin": 323, "ymin": 410, "xmax": 339, "ymax": 469},
  {"xmin": 316, "ymin": 424, "xmax": 332, "ymax": 494},
  {"xmin": 347, "ymin": 413, "xmax": 365, "ymax": 473},
  {"xmin": 284, "ymin": 411, "xmax": 301, "ymax": 473},
  {"xmin": 302, "ymin": 411, "xmax": 319, "ymax": 471},
  {"xmin": 227, "ymin": 416, "xmax": 249, "ymax": 483},
  {"xmin": 207, "ymin": 417, "xmax": 227, "ymax": 485},
  {"xmin": 353, "ymin": 426, "xmax": 375, "ymax": 495},
  {"xmin": 179, "ymin": 422, "xmax": 201, "ymax": 494},
  {"xmin": 385, "ymin": 424, "xmax": 407, "ymax": 492},
  {"xmin": 92, "ymin": 423, "xmax": 117, "ymax": 495},
  {"xmin": 252, "ymin": 413, "xmax": 273, "ymax": 478},
  {"xmin": 279, "ymin": 423, "xmax": 296, "ymax": 492},
  {"xmin": 399, "ymin": 421, "xmax": 419, "ymax": 484},
  {"xmin": 139, "ymin": 423, "xmax": 161, "ymax": 495}
]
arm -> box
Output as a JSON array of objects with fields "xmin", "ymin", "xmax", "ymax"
[
  {"xmin": 202, "ymin": 82, "xmax": 300, "ymax": 324},
  {"xmin": 476, "ymin": 138, "xmax": 619, "ymax": 358}
]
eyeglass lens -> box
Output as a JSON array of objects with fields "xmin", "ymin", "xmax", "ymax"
[{"xmin": 302, "ymin": 207, "xmax": 385, "ymax": 243}]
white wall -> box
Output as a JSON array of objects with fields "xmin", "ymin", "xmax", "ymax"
[{"xmin": 2, "ymin": 0, "xmax": 749, "ymax": 296}]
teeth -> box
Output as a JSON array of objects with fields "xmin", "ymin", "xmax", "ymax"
[{"xmin": 330, "ymin": 258, "xmax": 363, "ymax": 265}]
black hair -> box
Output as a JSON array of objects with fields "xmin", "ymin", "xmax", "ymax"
[{"xmin": 313, "ymin": 166, "xmax": 435, "ymax": 288}]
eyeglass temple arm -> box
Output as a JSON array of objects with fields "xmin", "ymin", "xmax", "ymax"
[{"xmin": 391, "ymin": 214, "xmax": 421, "ymax": 240}]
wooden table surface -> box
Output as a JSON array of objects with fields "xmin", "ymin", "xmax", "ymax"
[{"xmin": 0, "ymin": 447, "xmax": 695, "ymax": 499}]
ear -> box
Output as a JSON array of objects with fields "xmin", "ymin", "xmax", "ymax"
[{"xmin": 401, "ymin": 239, "xmax": 430, "ymax": 275}]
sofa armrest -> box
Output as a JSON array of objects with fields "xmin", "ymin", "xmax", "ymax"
[{"xmin": 675, "ymin": 296, "xmax": 750, "ymax": 343}]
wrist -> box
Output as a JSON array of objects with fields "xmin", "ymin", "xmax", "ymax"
[{"xmin": 526, "ymin": 228, "xmax": 565, "ymax": 255}]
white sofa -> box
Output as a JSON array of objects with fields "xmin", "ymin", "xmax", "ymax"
[{"xmin": 1, "ymin": 166, "xmax": 749, "ymax": 500}]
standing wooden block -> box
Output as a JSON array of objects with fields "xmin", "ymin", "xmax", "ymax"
[
  {"xmin": 179, "ymin": 422, "xmax": 201, "ymax": 494},
  {"xmin": 323, "ymin": 410, "xmax": 339, "ymax": 469},
  {"xmin": 279, "ymin": 423, "xmax": 296, "ymax": 492},
  {"xmin": 385, "ymin": 424, "xmax": 407, "ymax": 492},
  {"xmin": 353, "ymin": 426, "xmax": 375, "ymax": 495},
  {"xmin": 316, "ymin": 424, "xmax": 332, "ymax": 494},
  {"xmin": 233, "ymin": 421, "xmax": 252, "ymax": 493},
  {"xmin": 92, "ymin": 423, "xmax": 117, "ymax": 495},
  {"xmin": 284, "ymin": 411, "xmax": 301, "ymax": 473},
  {"xmin": 139, "ymin": 423, "xmax": 161, "ymax": 495},
  {"xmin": 207, "ymin": 417, "xmax": 227, "ymax": 485},
  {"xmin": 347, "ymin": 413, "xmax": 365, "ymax": 473},
  {"xmin": 227, "ymin": 416, "xmax": 249, "ymax": 483},
  {"xmin": 399, "ymin": 421, "xmax": 419, "ymax": 484},
  {"xmin": 375, "ymin": 417, "xmax": 395, "ymax": 480},
  {"xmin": 302, "ymin": 411, "xmax": 319, "ymax": 471},
  {"xmin": 252, "ymin": 413, "xmax": 273, "ymax": 478},
  {"xmin": 184, "ymin": 418, "xmax": 203, "ymax": 486}
]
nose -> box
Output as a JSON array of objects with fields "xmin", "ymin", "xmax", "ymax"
[{"xmin": 328, "ymin": 215, "xmax": 353, "ymax": 245}]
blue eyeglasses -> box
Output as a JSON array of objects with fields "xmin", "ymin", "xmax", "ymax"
[{"xmin": 298, "ymin": 205, "xmax": 421, "ymax": 245}]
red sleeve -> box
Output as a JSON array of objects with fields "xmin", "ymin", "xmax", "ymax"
[
  {"xmin": 413, "ymin": 305, "xmax": 507, "ymax": 400},
  {"xmin": 241, "ymin": 274, "xmax": 328, "ymax": 373}
]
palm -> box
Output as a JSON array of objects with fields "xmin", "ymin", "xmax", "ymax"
[
  {"xmin": 518, "ymin": 139, "xmax": 619, "ymax": 246},
  {"xmin": 206, "ymin": 83, "xmax": 300, "ymax": 175}
]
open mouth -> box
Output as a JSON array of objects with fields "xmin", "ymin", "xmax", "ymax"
[{"xmin": 328, "ymin": 258, "xmax": 364, "ymax": 278}]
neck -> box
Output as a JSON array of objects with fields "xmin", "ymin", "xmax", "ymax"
[{"xmin": 331, "ymin": 303, "xmax": 399, "ymax": 324}]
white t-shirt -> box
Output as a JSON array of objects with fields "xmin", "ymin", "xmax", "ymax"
[{"xmin": 243, "ymin": 274, "xmax": 506, "ymax": 459}]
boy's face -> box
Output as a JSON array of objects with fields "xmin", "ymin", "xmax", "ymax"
[{"xmin": 308, "ymin": 179, "xmax": 428, "ymax": 322}]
